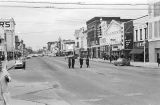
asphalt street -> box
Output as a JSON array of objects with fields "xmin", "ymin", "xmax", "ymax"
[{"xmin": 9, "ymin": 56, "xmax": 160, "ymax": 105}]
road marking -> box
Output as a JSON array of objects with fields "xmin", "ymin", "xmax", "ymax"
[
  {"xmin": 124, "ymin": 92, "xmax": 143, "ymax": 96},
  {"xmin": 80, "ymin": 98, "xmax": 103, "ymax": 102}
]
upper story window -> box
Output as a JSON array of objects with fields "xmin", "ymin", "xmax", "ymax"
[
  {"xmin": 154, "ymin": 21, "xmax": 159, "ymax": 38},
  {"xmin": 135, "ymin": 30, "xmax": 138, "ymax": 41},
  {"xmin": 154, "ymin": 2, "xmax": 160, "ymax": 17},
  {"xmin": 144, "ymin": 28, "xmax": 148, "ymax": 39},
  {"xmin": 140, "ymin": 29, "xmax": 142, "ymax": 40},
  {"xmin": 149, "ymin": 22, "xmax": 152, "ymax": 39}
]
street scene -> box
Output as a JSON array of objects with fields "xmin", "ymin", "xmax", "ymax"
[
  {"xmin": 0, "ymin": 0, "xmax": 160, "ymax": 105},
  {"xmin": 8, "ymin": 56, "xmax": 160, "ymax": 105}
]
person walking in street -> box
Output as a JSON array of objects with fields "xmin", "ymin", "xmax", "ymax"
[
  {"xmin": 68, "ymin": 57, "xmax": 71, "ymax": 68},
  {"xmin": 79, "ymin": 57, "xmax": 83, "ymax": 68},
  {"xmin": 0, "ymin": 59, "xmax": 11, "ymax": 105},
  {"xmin": 86, "ymin": 56, "xmax": 89, "ymax": 68},
  {"xmin": 157, "ymin": 57, "xmax": 160, "ymax": 67},
  {"xmin": 71, "ymin": 57, "xmax": 75, "ymax": 68}
]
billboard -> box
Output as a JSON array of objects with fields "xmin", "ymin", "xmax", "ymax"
[{"xmin": 124, "ymin": 21, "xmax": 134, "ymax": 49}]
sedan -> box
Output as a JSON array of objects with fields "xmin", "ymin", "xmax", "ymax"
[
  {"xmin": 15, "ymin": 60, "xmax": 25, "ymax": 69},
  {"xmin": 113, "ymin": 58, "xmax": 130, "ymax": 66}
]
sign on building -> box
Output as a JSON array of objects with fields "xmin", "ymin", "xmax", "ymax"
[{"xmin": 124, "ymin": 21, "xmax": 134, "ymax": 49}]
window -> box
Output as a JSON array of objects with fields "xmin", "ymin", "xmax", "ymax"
[
  {"xmin": 154, "ymin": 2, "xmax": 160, "ymax": 17},
  {"xmin": 159, "ymin": 20, "xmax": 160, "ymax": 37},
  {"xmin": 144, "ymin": 28, "xmax": 147, "ymax": 39},
  {"xmin": 135, "ymin": 30, "xmax": 138, "ymax": 41},
  {"xmin": 149, "ymin": 23, "xmax": 152, "ymax": 39},
  {"xmin": 154, "ymin": 21, "xmax": 158, "ymax": 38},
  {"xmin": 140, "ymin": 29, "xmax": 142, "ymax": 40}
]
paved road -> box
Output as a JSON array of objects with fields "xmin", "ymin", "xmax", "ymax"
[{"xmin": 9, "ymin": 56, "xmax": 160, "ymax": 105}]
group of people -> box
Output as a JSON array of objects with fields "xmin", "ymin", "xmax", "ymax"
[{"xmin": 68, "ymin": 56, "xmax": 89, "ymax": 69}]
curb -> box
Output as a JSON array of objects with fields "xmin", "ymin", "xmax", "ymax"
[
  {"xmin": 91, "ymin": 59, "xmax": 160, "ymax": 69},
  {"xmin": 7, "ymin": 65, "xmax": 15, "ymax": 71}
]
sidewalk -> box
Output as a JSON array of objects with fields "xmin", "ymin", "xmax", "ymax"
[
  {"xmin": 91, "ymin": 58, "xmax": 160, "ymax": 69},
  {"xmin": 2, "ymin": 60, "xmax": 15, "ymax": 70}
]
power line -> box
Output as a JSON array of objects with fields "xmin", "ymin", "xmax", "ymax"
[
  {"xmin": 0, "ymin": 0, "xmax": 148, "ymax": 5},
  {"xmin": 0, "ymin": 5, "xmax": 149, "ymax": 10},
  {"xmin": 17, "ymin": 31, "xmax": 55, "ymax": 34}
]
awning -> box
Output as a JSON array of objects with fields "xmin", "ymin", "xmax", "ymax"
[{"xmin": 129, "ymin": 49, "xmax": 144, "ymax": 54}]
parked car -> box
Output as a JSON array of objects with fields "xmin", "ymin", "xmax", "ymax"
[
  {"xmin": 113, "ymin": 58, "xmax": 130, "ymax": 66},
  {"xmin": 15, "ymin": 59, "xmax": 26, "ymax": 69},
  {"xmin": 26, "ymin": 55, "xmax": 32, "ymax": 59}
]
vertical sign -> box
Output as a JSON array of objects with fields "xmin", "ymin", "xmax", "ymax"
[{"xmin": 124, "ymin": 21, "xmax": 134, "ymax": 49}]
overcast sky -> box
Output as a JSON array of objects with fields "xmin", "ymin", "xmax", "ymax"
[{"xmin": 0, "ymin": 0, "xmax": 149, "ymax": 50}]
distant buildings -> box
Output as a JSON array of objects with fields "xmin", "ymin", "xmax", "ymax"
[
  {"xmin": 0, "ymin": 18, "xmax": 27, "ymax": 60},
  {"xmin": 47, "ymin": 39, "xmax": 75, "ymax": 56},
  {"xmin": 74, "ymin": 27, "xmax": 87, "ymax": 57},
  {"xmin": 46, "ymin": 0, "xmax": 160, "ymax": 63},
  {"xmin": 86, "ymin": 17, "xmax": 131, "ymax": 59}
]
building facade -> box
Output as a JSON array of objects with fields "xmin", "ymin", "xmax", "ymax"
[
  {"xmin": 74, "ymin": 27, "xmax": 87, "ymax": 57},
  {"xmin": 148, "ymin": 0, "xmax": 160, "ymax": 62},
  {"xmin": 47, "ymin": 41, "xmax": 58, "ymax": 56},
  {"xmin": 86, "ymin": 17, "xmax": 131, "ymax": 58},
  {"xmin": 98, "ymin": 18, "xmax": 132, "ymax": 60},
  {"xmin": 0, "ymin": 27, "xmax": 5, "ymax": 59},
  {"xmin": 0, "ymin": 18, "xmax": 16, "ymax": 60},
  {"xmin": 130, "ymin": 15, "xmax": 149, "ymax": 62},
  {"xmin": 61, "ymin": 40, "xmax": 75, "ymax": 56}
]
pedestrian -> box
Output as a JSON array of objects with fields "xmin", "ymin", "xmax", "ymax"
[
  {"xmin": 71, "ymin": 57, "xmax": 75, "ymax": 68},
  {"xmin": 157, "ymin": 58, "xmax": 160, "ymax": 67},
  {"xmin": 68, "ymin": 57, "xmax": 71, "ymax": 68},
  {"xmin": 79, "ymin": 57, "xmax": 83, "ymax": 68},
  {"xmin": 86, "ymin": 56, "xmax": 89, "ymax": 68},
  {"xmin": 0, "ymin": 60, "xmax": 11, "ymax": 105}
]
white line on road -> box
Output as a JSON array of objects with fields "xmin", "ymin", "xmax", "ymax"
[{"xmin": 124, "ymin": 92, "xmax": 143, "ymax": 96}]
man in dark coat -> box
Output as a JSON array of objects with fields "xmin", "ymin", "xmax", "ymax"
[
  {"xmin": 68, "ymin": 57, "xmax": 71, "ymax": 68},
  {"xmin": 86, "ymin": 56, "xmax": 89, "ymax": 68},
  {"xmin": 71, "ymin": 57, "xmax": 75, "ymax": 68},
  {"xmin": 79, "ymin": 57, "xmax": 83, "ymax": 68}
]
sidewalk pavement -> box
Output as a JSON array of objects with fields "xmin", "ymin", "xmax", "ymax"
[
  {"xmin": 2, "ymin": 60, "xmax": 15, "ymax": 70},
  {"xmin": 91, "ymin": 58, "xmax": 160, "ymax": 69}
]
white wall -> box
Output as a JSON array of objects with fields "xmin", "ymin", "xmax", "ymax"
[{"xmin": 133, "ymin": 15, "xmax": 149, "ymax": 42}]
